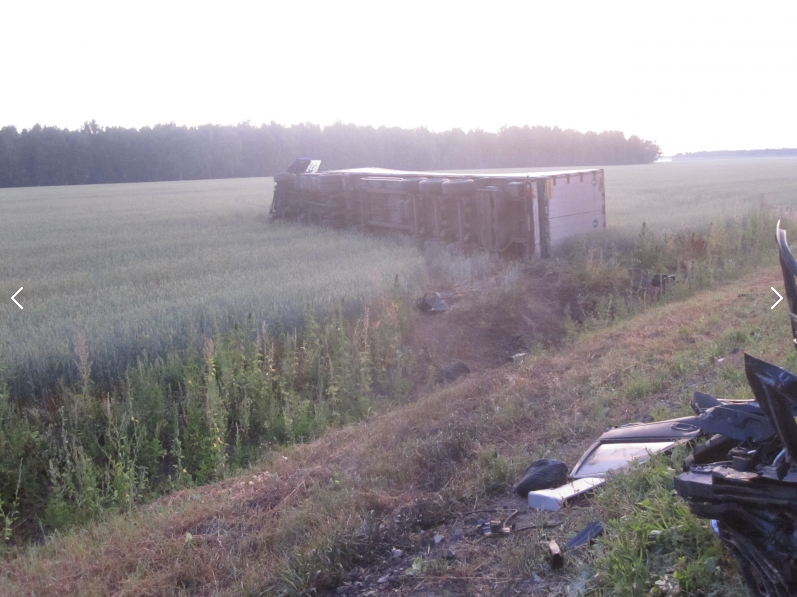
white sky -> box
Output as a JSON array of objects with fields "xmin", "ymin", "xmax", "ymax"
[{"xmin": 2, "ymin": 0, "xmax": 796, "ymax": 155}]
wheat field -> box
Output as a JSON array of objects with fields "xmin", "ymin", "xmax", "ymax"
[
  {"xmin": 2, "ymin": 157, "xmax": 796, "ymax": 391},
  {"xmin": 0, "ymin": 178, "xmax": 425, "ymax": 389},
  {"xmin": 604, "ymin": 157, "xmax": 797, "ymax": 231}
]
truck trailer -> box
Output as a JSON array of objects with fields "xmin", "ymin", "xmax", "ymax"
[{"xmin": 270, "ymin": 160, "xmax": 606, "ymax": 260}]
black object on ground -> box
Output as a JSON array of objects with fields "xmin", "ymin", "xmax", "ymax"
[
  {"xmin": 437, "ymin": 361, "xmax": 470, "ymax": 383},
  {"xmin": 565, "ymin": 521, "xmax": 604, "ymax": 551},
  {"xmin": 513, "ymin": 459, "xmax": 568, "ymax": 496},
  {"xmin": 417, "ymin": 292, "xmax": 448, "ymax": 313},
  {"xmin": 549, "ymin": 540, "xmax": 564, "ymax": 569}
]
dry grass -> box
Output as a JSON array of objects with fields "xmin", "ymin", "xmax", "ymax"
[{"xmin": 2, "ymin": 263, "xmax": 792, "ymax": 596}]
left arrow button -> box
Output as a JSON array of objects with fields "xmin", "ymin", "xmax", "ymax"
[{"xmin": 11, "ymin": 287, "xmax": 23, "ymax": 310}]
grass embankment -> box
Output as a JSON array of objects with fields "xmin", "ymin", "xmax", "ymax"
[{"xmin": 3, "ymin": 236, "xmax": 795, "ymax": 596}]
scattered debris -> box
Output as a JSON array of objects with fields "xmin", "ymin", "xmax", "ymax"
[
  {"xmin": 476, "ymin": 519, "xmax": 512, "ymax": 537},
  {"xmin": 436, "ymin": 361, "xmax": 470, "ymax": 383},
  {"xmin": 527, "ymin": 416, "xmax": 701, "ymax": 510},
  {"xmin": 549, "ymin": 540, "xmax": 564, "ymax": 569},
  {"xmin": 565, "ymin": 521, "xmax": 604, "ymax": 551},
  {"xmin": 527, "ymin": 477, "xmax": 605, "ymax": 511},
  {"xmin": 510, "ymin": 352, "xmax": 527, "ymax": 364},
  {"xmin": 513, "ymin": 459, "xmax": 569, "ymax": 496},
  {"xmin": 417, "ymin": 292, "xmax": 448, "ymax": 313},
  {"xmin": 514, "ymin": 521, "xmax": 563, "ymax": 532},
  {"xmin": 570, "ymin": 416, "xmax": 701, "ymax": 480}
]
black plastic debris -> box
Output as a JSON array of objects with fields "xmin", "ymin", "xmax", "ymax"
[
  {"xmin": 565, "ymin": 521, "xmax": 604, "ymax": 551},
  {"xmin": 696, "ymin": 402, "xmax": 775, "ymax": 443},
  {"xmin": 513, "ymin": 459, "xmax": 568, "ymax": 496},
  {"xmin": 691, "ymin": 390, "xmax": 724, "ymax": 412},
  {"xmin": 417, "ymin": 292, "xmax": 448, "ymax": 313},
  {"xmin": 437, "ymin": 361, "xmax": 470, "ymax": 383}
]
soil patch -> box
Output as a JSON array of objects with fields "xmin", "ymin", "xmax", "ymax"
[{"xmin": 413, "ymin": 263, "xmax": 566, "ymax": 375}]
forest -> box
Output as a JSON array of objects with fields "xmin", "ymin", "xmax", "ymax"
[{"xmin": 0, "ymin": 121, "xmax": 661, "ymax": 188}]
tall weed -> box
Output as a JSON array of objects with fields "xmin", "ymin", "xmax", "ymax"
[
  {"xmin": 556, "ymin": 205, "xmax": 797, "ymax": 327},
  {"xmin": 2, "ymin": 295, "xmax": 417, "ymax": 540}
]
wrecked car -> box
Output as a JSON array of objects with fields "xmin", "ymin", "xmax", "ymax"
[
  {"xmin": 674, "ymin": 221, "xmax": 797, "ymax": 597},
  {"xmin": 523, "ymin": 221, "xmax": 797, "ymax": 596}
]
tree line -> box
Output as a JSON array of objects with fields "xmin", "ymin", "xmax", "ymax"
[
  {"xmin": 0, "ymin": 121, "xmax": 661, "ymax": 188},
  {"xmin": 674, "ymin": 148, "xmax": 797, "ymax": 160}
]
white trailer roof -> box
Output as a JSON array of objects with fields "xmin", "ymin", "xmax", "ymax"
[{"xmin": 328, "ymin": 167, "xmax": 602, "ymax": 180}]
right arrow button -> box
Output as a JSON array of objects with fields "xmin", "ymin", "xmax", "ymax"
[{"xmin": 772, "ymin": 287, "xmax": 784, "ymax": 310}]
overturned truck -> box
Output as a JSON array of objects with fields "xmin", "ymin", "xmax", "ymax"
[
  {"xmin": 270, "ymin": 159, "xmax": 606, "ymax": 259},
  {"xmin": 675, "ymin": 222, "xmax": 797, "ymax": 597}
]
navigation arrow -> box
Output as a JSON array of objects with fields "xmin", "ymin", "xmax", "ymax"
[
  {"xmin": 771, "ymin": 287, "xmax": 783, "ymax": 310},
  {"xmin": 11, "ymin": 287, "xmax": 23, "ymax": 310}
]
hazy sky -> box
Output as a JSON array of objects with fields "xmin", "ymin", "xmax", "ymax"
[{"xmin": 3, "ymin": 0, "xmax": 796, "ymax": 155}]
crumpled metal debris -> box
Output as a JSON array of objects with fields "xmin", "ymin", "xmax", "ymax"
[
  {"xmin": 674, "ymin": 221, "xmax": 797, "ymax": 597},
  {"xmin": 675, "ymin": 355, "xmax": 797, "ymax": 597}
]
